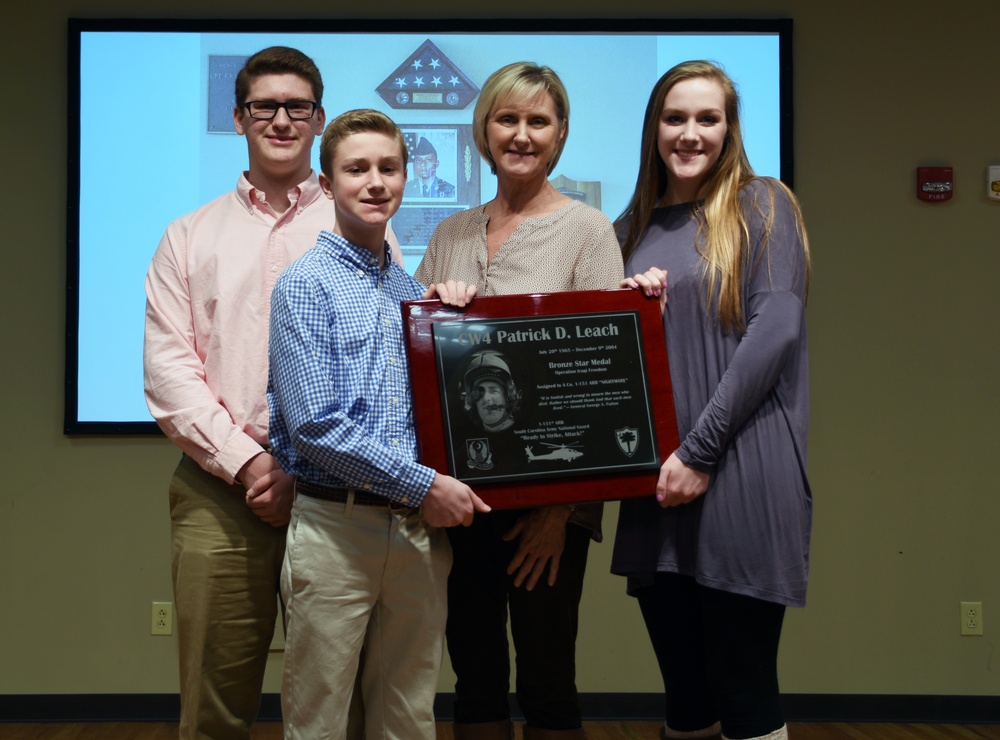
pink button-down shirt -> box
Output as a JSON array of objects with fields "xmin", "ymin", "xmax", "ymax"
[{"xmin": 144, "ymin": 172, "xmax": 341, "ymax": 483}]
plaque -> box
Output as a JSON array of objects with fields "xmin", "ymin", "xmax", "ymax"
[
  {"xmin": 207, "ymin": 55, "xmax": 247, "ymax": 133},
  {"xmin": 393, "ymin": 124, "xmax": 480, "ymax": 252},
  {"xmin": 403, "ymin": 289, "xmax": 679, "ymax": 509}
]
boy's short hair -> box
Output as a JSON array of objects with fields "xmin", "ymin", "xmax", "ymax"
[
  {"xmin": 235, "ymin": 46, "xmax": 323, "ymax": 108},
  {"xmin": 320, "ymin": 109, "xmax": 408, "ymax": 180}
]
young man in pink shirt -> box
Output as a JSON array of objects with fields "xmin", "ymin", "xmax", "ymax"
[{"xmin": 144, "ymin": 47, "xmax": 400, "ymax": 739}]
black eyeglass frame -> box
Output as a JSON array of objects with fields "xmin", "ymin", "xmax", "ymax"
[{"xmin": 242, "ymin": 100, "xmax": 320, "ymax": 120}]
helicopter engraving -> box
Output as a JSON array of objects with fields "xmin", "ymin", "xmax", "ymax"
[{"xmin": 524, "ymin": 443, "xmax": 584, "ymax": 462}]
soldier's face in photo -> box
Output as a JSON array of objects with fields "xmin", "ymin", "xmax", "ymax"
[
  {"xmin": 413, "ymin": 153, "xmax": 438, "ymax": 182},
  {"xmin": 475, "ymin": 379, "xmax": 507, "ymax": 426}
]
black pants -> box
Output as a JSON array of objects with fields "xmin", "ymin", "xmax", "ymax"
[
  {"xmin": 445, "ymin": 509, "xmax": 591, "ymax": 730},
  {"xmin": 635, "ymin": 572, "xmax": 786, "ymax": 739}
]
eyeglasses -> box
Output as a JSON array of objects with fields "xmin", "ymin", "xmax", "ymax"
[{"xmin": 243, "ymin": 100, "xmax": 319, "ymax": 120}]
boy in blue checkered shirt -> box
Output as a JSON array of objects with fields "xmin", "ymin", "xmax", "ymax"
[{"xmin": 265, "ymin": 109, "xmax": 489, "ymax": 740}]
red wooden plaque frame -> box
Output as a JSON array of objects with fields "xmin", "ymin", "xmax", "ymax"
[{"xmin": 402, "ymin": 289, "xmax": 679, "ymax": 509}]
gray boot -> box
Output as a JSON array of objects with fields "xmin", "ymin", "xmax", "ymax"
[{"xmin": 453, "ymin": 719, "xmax": 515, "ymax": 740}]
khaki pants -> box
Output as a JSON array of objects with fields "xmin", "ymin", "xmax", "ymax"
[
  {"xmin": 281, "ymin": 490, "xmax": 451, "ymax": 740},
  {"xmin": 169, "ymin": 455, "xmax": 285, "ymax": 740}
]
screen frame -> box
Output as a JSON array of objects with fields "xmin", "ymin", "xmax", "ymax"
[{"xmin": 64, "ymin": 16, "xmax": 793, "ymax": 435}]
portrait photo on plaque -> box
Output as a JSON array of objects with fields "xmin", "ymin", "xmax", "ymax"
[
  {"xmin": 404, "ymin": 129, "xmax": 459, "ymax": 201},
  {"xmin": 403, "ymin": 289, "xmax": 680, "ymax": 508},
  {"xmin": 394, "ymin": 124, "xmax": 481, "ymax": 264}
]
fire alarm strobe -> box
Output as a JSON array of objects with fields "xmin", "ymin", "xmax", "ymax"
[{"xmin": 917, "ymin": 166, "xmax": 953, "ymax": 202}]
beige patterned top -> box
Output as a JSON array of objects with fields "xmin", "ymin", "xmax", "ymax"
[
  {"xmin": 415, "ymin": 199, "xmax": 625, "ymax": 539},
  {"xmin": 416, "ymin": 200, "xmax": 623, "ymax": 296}
]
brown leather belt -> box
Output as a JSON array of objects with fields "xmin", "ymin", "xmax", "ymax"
[{"xmin": 296, "ymin": 479, "xmax": 413, "ymax": 512}]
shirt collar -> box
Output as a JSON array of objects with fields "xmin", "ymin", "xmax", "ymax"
[
  {"xmin": 235, "ymin": 170, "xmax": 325, "ymax": 213},
  {"xmin": 316, "ymin": 230, "xmax": 392, "ymax": 272}
]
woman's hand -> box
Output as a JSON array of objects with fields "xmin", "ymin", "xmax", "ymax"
[
  {"xmin": 621, "ymin": 267, "xmax": 667, "ymax": 315},
  {"xmin": 655, "ymin": 452, "xmax": 709, "ymax": 508},
  {"xmin": 422, "ymin": 280, "xmax": 477, "ymax": 307},
  {"xmin": 502, "ymin": 505, "xmax": 573, "ymax": 590}
]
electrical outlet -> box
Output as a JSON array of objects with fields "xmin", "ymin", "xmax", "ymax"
[
  {"xmin": 151, "ymin": 601, "xmax": 173, "ymax": 636},
  {"xmin": 960, "ymin": 601, "xmax": 983, "ymax": 636}
]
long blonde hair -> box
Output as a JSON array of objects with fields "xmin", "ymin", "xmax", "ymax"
[{"xmin": 616, "ymin": 60, "xmax": 810, "ymax": 333}]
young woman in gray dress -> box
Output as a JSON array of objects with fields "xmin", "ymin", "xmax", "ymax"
[{"xmin": 614, "ymin": 60, "xmax": 812, "ymax": 740}]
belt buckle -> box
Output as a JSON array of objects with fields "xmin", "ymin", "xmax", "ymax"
[{"xmin": 387, "ymin": 500, "xmax": 411, "ymax": 514}]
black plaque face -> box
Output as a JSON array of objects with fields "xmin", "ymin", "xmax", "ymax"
[
  {"xmin": 432, "ymin": 312, "xmax": 659, "ymax": 484},
  {"xmin": 403, "ymin": 290, "xmax": 679, "ymax": 509}
]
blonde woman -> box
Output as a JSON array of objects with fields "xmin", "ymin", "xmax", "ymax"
[
  {"xmin": 614, "ymin": 61, "xmax": 812, "ymax": 740},
  {"xmin": 416, "ymin": 62, "xmax": 623, "ymax": 740}
]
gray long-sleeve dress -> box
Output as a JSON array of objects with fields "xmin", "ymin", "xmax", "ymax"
[{"xmin": 611, "ymin": 178, "xmax": 812, "ymax": 607}]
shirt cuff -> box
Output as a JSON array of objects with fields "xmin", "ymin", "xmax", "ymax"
[
  {"xmin": 388, "ymin": 462, "xmax": 437, "ymax": 507},
  {"xmin": 215, "ymin": 435, "xmax": 272, "ymax": 485}
]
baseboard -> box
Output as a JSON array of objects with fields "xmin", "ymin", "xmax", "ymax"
[{"xmin": 1, "ymin": 693, "xmax": 998, "ymax": 724}]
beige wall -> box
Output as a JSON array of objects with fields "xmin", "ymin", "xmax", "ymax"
[{"xmin": 2, "ymin": 0, "xmax": 999, "ymax": 700}]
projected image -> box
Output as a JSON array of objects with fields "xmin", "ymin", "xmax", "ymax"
[
  {"xmin": 68, "ymin": 20, "xmax": 789, "ymax": 431},
  {"xmin": 405, "ymin": 129, "xmax": 460, "ymax": 202},
  {"xmin": 395, "ymin": 124, "xmax": 480, "ymax": 252}
]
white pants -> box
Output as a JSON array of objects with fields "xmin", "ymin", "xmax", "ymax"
[{"xmin": 280, "ymin": 491, "xmax": 451, "ymax": 740}]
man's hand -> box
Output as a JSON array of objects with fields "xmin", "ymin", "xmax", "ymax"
[
  {"xmin": 240, "ymin": 452, "xmax": 295, "ymax": 527},
  {"xmin": 655, "ymin": 452, "xmax": 710, "ymax": 508},
  {"xmin": 502, "ymin": 505, "xmax": 573, "ymax": 590},
  {"xmin": 421, "ymin": 473, "xmax": 491, "ymax": 527},
  {"xmin": 423, "ymin": 280, "xmax": 478, "ymax": 308}
]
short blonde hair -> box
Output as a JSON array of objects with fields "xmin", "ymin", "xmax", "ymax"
[
  {"xmin": 472, "ymin": 62, "xmax": 569, "ymax": 175},
  {"xmin": 319, "ymin": 109, "xmax": 407, "ymax": 180}
]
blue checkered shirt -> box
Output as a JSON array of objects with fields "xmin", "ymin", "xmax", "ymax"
[{"xmin": 267, "ymin": 231, "xmax": 435, "ymax": 506}]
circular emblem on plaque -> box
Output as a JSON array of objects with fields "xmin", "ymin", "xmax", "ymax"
[
  {"xmin": 396, "ymin": 92, "xmax": 410, "ymax": 105},
  {"xmin": 446, "ymin": 92, "xmax": 460, "ymax": 106}
]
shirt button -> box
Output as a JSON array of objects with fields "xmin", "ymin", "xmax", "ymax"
[
  {"xmin": 392, "ymin": 439, "xmax": 399, "ymax": 446},
  {"xmin": 271, "ymin": 265, "xmax": 279, "ymax": 273},
  {"xmin": 357, "ymin": 269, "xmax": 364, "ymax": 278},
  {"xmin": 363, "ymin": 483, "xmax": 373, "ymax": 490},
  {"xmin": 389, "ymin": 356, "xmax": 397, "ymax": 365},
  {"xmin": 392, "ymin": 397, "xmax": 399, "ymax": 405}
]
